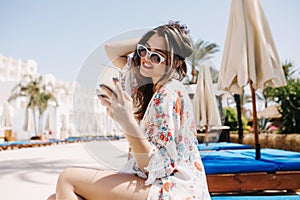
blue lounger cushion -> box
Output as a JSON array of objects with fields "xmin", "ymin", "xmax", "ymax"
[
  {"xmin": 227, "ymin": 149, "xmax": 300, "ymax": 171},
  {"xmin": 200, "ymin": 151, "xmax": 278, "ymax": 175},
  {"xmin": 48, "ymin": 139, "xmax": 63, "ymax": 143},
  {"xmin": 3, "ymin": 141, "xmax": 33, "ymax": 145},
  {"xmin": 198, "ymin": 142, "xmax": 252, "ymax": 151},
  {"xmin": 212, "ymin": 195, "xmax": 300, "ymax": 200},
  {"xmin": 0, "ymin": 142, "xmax": 10, "ymax": 147},
  {"xmin": 0, "ymin": 141, "xmax": 49, "ymax": 147}
]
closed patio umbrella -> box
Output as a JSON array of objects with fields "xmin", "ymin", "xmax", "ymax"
[
  {"xmin": 23, "ymin": 108, "xmax": 35, "ymax": 132},
  {"xmin": 60, "ymin": 114, "xmax": 68, "ymax": 131},
  {"xmin": 1, "ymin": 102, "xmax": 12, "ymax": 128},
  {"xmin": 60, "ymin": 114, "xmax": 68, "ymax": 139},
  {"xmin": 193, "ymin": 64, "xmax": 222, "ymax": 142},
  {"xmin": 45, "ymin": 113, "xmax": 52, "ymax": 131},
  {"xmin": 217, "ymin": 0, "xmax": 286, "ymax": 159},
  {"xmin": 1, "ymin": 102, "xmax": 12, "ymax": 141},
  {"xmin": 45, "ymin": 113, "xmax": 54, "ymax": 138}
]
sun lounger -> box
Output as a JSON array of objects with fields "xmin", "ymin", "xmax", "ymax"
[
  {"xmin": 63, "ymin": 136, "xmax": 124, "ymax": 144},
  {"xmin": 0, "ymin": 141, "xmax": 38, "ymax": 149},
  {"xmin": 201, "ymin": 149, "xmax": 300, "ymax": 193},
  {"xmin": 0, "ymin": 142, "xmax": 11, "ymax": 150},
  {"xmin": 64, "ymin": 137, "xmax": 81, "ymax": 143},
  {"xmin": 48, "ymin": 139, "xmax": 64, "ymax": 144},
  {"xmin": 0, "ymin": 139, "xmax": 62, "ymax": 150},
  {"xmin": 198, "ymin": 142, "xmax": 252, "ymax": 151}
]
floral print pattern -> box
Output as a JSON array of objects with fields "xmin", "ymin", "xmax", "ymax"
[{"xmin": 121, "ymin": 79, "xmax": 210, "ymax": 200}]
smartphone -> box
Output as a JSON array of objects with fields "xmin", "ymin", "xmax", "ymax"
[{"xmin": 98, "ymin": 65, "xmax": 121, "ymax": 95}]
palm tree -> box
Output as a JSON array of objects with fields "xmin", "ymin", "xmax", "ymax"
[
  {"xmin": 261, "ymin": 61, "xmax": 300, "ymax": 133},
  {"xmin": 263, "ymin": 60, "xmax": 297, "ymax": 106},
  {"xmin": 282, "ymin": 60, "xmax": 297, "ymax": 80},
  {"xmin": 187, "ymin": 39, "xmax": 219, "ymax": 84},
  {"xmin": 8, "ymin": 74, "xmax": 58, "ymax": 137}
]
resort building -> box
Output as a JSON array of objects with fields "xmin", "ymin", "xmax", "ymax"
[
  {"xmin": 0, "ymin": 53, "xmax": 114, "ymax": 141},
  {"xmin": 0, "ymin": 53, "xmax": 38, "ymax": 140},
  {"xmin": 0, "ymin": 53, "xmax": 38, "ymax": 82}
]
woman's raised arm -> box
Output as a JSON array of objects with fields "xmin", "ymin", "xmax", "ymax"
[{"xmin": 104, "ymin": 38, "xmax": 139, "ymax": 69}]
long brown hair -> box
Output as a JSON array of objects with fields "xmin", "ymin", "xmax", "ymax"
[{"xmin": 131, "ymin": 21, "xmax": 193, "ymax": 121}]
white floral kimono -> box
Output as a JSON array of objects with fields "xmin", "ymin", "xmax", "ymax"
[{"xmin": 120, "ymin": 79, "xmax": 211, "ymax": 200}]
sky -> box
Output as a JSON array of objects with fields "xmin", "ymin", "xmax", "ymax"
[{"xmin": 0, "ymin": 0, "xmax": 299, "ymax": 82}]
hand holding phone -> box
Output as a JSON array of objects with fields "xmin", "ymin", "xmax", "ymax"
[
  {"xmin": 99, "ymin": 83, "xmax": 117, "ymax": 99},
  {"xmin": 98, "ymin": 65, "xmax": 121, "ymax": 96}
]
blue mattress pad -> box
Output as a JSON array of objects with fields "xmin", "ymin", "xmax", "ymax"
[
  {"xmin": 226, "ymin": 149, "xmax": 300, "ymax": 171},
  {"xmin": 200, "ymin": 150, "xmax": 278, "ymax": 175}
]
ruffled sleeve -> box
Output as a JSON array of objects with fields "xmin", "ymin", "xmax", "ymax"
[{"xmin": 143, "ymin": 87, "xmax": 182, "ymax": 185}]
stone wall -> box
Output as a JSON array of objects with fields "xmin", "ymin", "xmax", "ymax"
[{"xmin": 230, "ymin": 133, "xmax": 300, "ymax": 152}]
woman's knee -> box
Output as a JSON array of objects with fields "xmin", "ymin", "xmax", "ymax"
[{"xmin": 57, "ymin": 167, "xmax": 77, "ymax": 185}]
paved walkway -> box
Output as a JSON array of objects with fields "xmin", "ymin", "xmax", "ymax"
[{"xmin": 0, "ymin": 139, "xmax": 129, "ymax": 200}]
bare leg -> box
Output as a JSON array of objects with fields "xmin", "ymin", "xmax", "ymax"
[
  {"xmin": 46, "ymin": 194, "xmax": 56, "ymax": 200},
  {"xmin": 50, "ymin": 167, "xmax": 150, "ymax": 200},
  {"xmin": 46, "ymin": 193, "xmax": 84, "ymax": 200}
]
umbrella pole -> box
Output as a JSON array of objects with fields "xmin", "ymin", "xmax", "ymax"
[
  {"xmin": 205, "ymin": 125, "xmax": 209, "ymax": 145},
  {"xmin": 250, "ymin": 81, "xmax": 261, "ymax": 160}
]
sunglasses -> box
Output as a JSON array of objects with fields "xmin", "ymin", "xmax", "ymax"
[{"xmin": 136, "ymin": 44, "xmax": 166, "ymax": 66}]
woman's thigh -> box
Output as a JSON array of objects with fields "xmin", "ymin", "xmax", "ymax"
[{"xmin": 59, "ymin": 167, "xmax": 150, "ymax": 200}]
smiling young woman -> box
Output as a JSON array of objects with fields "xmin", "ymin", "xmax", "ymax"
[
  {"xmin": 137, "ymin": 34, "xmax": 168, "ymax": 84},
  {"xmin": 47, "ymin": 21, "xmax": 211, "ymax": 200}
]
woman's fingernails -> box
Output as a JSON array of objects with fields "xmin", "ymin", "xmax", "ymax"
[
  {"xmin": 112, "ymin": 77, "xmax": 119, "ymax": 82},
  {"xmin": 97, "ymin": 94, "xmax": 108, "ymax": 99}
]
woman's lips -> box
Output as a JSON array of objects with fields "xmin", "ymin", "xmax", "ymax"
[{"xmin": 142, "ymin": 63, "xmax": 153, "ymax": 69}]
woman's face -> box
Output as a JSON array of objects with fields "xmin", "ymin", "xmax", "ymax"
[{"xmin": 139, "ymin": 34, "xmax": 167, "ymax": 83}]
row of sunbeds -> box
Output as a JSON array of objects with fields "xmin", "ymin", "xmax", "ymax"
[{"xmin": 0, "ymin": 136, "xmax": 123, "ymax": 150}]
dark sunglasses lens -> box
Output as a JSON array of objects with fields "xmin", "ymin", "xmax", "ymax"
[
  {"xmin": 150, "ymin": 54, "xmax": 161, "ymax": 64},
  {"xmin": 137, "ymin": 46, "xmax": 147, "ymax": 57}
]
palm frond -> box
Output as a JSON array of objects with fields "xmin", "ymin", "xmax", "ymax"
[{"xmin": 187, "ymin": 39, "xmax": 219, "ymax": 69}]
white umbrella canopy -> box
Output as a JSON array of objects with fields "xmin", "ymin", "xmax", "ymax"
[
  {"xmin": 45, "ymin": 113, "xmax": 52, "ymax": 131},
  {"xmin": 192, "ymin": 64, "xmax": 222, "ymax": 142},
  {"xmin": 217, "ymin": 0, "xmax": 286, "ymax": 159},
  {"xmin": 23, "ymin": 108, "xmax": 35, "ymax": 132},
  {"xmin": 59, "ymin": 114, "xmax": 69, "ymax": 139},
  {"xmin": 1, "ymin": 102, "xmax": 12, "ymax": 128},
  {"xmin": 60, "ymin": 114, "xmax": 68, "ymax": 131},
  {"xmin": 218, "ymin": 0, "xmax": 286, "ymax": 94}
]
